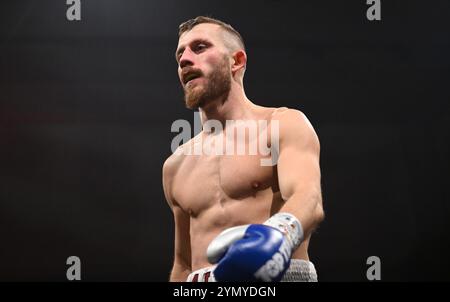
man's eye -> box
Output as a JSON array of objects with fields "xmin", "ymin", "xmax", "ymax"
[{"xmin": 196, "ymin": 44, "xmax": 207, "ymax": 51}]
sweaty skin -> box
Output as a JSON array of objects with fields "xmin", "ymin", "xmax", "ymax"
[{"xmin": 163, "ymin": 23, "xmax": 324, "ymax": 282}]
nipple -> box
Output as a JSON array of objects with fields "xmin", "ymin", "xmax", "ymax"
[{"xmin": 252, "ymin": 181, "xmax": 260, "ymax": 189}]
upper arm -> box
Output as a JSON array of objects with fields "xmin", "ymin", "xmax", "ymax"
[
  {"xmin": 162, "ymin": 157, "xmax": 192, "ymax": 279},
  {"xmin": 274, "ymin": 109, "xmax": 323, "ymax": 228}
]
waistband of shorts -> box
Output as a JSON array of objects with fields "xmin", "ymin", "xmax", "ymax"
[{"xmin": 186, "ymin": 259, "xmax": 318, "ymax": 282}]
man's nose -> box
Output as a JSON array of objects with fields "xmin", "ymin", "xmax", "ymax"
[{"xmin": 179, "ymin": 48, "xmax": 195, "ymax": 69}]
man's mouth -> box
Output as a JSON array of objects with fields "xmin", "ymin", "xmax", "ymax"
[
  {"xmin": 183, "ymin": 70, "xmax": 203, "ymax": 85},
  {"xmin": 186, "ymin": 77, "xmax": 201, "ymax": 86}
]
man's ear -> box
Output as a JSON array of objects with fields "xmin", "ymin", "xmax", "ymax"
[{"xmin": 231, "ymin": 50, "xmax": 247, "ymax": 75}]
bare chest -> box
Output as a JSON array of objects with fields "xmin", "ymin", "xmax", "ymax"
[{"xmin": 172, "ymin": 153, "xmax": 277, "ymax": 216}]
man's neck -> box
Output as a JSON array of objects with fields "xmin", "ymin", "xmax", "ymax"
[{"xmin": 199, "ymin": 83, "xmax": 254, "ymax": 126}]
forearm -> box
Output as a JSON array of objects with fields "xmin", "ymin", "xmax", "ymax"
[{"xmin": 278, "ymin": 189, "xmax": 324, "ymax": 238}]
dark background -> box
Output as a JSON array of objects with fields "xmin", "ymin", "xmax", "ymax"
[{"xmin": 1, "ymin": 0, "xmax": 449, "ymax": 281}]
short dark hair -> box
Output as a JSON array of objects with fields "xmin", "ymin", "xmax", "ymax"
[{"xmin": 178, "ymin": 16, "xmax": 245, "ymax": 51}]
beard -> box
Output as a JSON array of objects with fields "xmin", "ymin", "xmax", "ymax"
[{"xmin": 183, "ymin": 56, "xmax": 232, "ymax": 109}]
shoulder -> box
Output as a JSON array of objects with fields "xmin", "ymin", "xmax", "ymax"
[
  {"xmin": 162, "ymin": 154, "xmax": 177, "ymax": 206},
  {"xmin": 258, "ymin": 106, "xmax": 311, "ymax": 127},
  {"xmin": 270, "ymin": 107, "xmax": 308, "ymax": 125},
  {"xmin": 162, "ymin": 133, "xmax": 202, "ymax": 184},
  {"xmin": 162, "ymin": 135, "xmax": 194, "ymax": 204},
  {"xmin": 162, "ymin": 152, "xmax": 180, "ymax": 181},
  {"xmin": 271, "ymin": 107, "xmax": 320, "ymax": 151}
]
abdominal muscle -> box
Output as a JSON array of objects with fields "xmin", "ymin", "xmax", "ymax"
[{"xmin": 188, "ymin": 188, "xmax": 310, "ymax": 271}]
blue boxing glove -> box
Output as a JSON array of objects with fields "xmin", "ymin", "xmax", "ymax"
[{"xmin": 206, "ymin": 213, "xmax": 304, "ymax": 282}]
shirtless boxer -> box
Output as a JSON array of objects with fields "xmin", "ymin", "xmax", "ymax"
[{"xmin": 163, "ymin": 16, "xmax": 324, "ymax": 282}]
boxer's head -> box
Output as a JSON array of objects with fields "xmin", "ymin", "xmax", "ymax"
[{"xmin": 176, "ymin": 16, "xmax": 247, "ymax": 109}]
